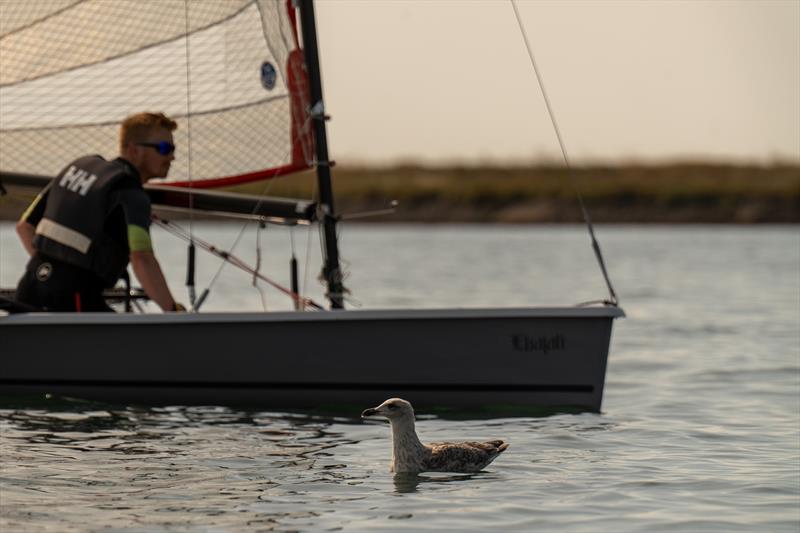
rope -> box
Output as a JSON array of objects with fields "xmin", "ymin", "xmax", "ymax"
[
  {"xmin": 510, "ymin": 0, "xmax": 619, "ymax": 306},
  {"xmin": 153, "ymin": 215, "xmax": 324, "ymax": 310},
  {"xmin": 190, "ymin": 138, "xmax": 298, "ymax": 309}
]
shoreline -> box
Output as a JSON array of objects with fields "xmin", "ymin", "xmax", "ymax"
[
  {"xmin": 332, "ymin": 197, "xmax": 797, "ymax": 224},
  {"xmin": 2, "ymin": 162, "xmax": 798, "ymax": 223}
]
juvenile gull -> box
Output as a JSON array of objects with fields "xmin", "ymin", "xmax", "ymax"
[{"xmin": 361, "ymin": 398, "xmax": 509, "ymax": 473}]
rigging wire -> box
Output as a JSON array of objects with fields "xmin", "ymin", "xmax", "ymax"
[
  {"xmin": 182, "ymin": 0, "xmax": 197, "ymax": 308},
  {"xmin": 153, "ymin": 215, "xmax": 324, "ymax": 310},
  {"xmin": 510, "ymin": 0, "xmax": 619, "ymax": 306},
  {"xmin": 253, "ymin": 219, "xmax": 269, "ymax": 311},
  {"xmin": 303, "ymin": 204, "xmax": 315, "ymax": 310},
  {"xmin": 166, "ymin": 5, "xmax": 330, "ymax": 312},
  {"xmin": 181, "ymin": 137, "xmax": 319, "ymax": 311},
  {"xmin": 188, "ymin": 136, "xmax": 292, "ymax": 309},
  {"xmin": 187, "ymin": 16, "xmax": 324, "ymax": 311}
]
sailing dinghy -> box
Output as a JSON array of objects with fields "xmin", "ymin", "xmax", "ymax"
[{"xmin": 0, "ymin": 0, "xmax": 623, "ymax": 414}]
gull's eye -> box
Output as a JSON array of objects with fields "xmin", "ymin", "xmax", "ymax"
[{"xmin": 387, "ymin": 404, "xmax": 397, "ymax": 410}]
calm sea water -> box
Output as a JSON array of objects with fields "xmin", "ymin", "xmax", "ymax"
[{"xmin": 1, "ymin": 223, "xmax": 798, "ymax": 532}]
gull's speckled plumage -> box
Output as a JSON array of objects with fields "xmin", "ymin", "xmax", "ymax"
[{"xmin": 361, "ymin": 398, "xmax": 509, "ymax": 473}]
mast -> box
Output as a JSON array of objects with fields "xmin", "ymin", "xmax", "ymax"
[{"xmin": 297, "ymin": 0, "xmax": 345, "ymax": 309}]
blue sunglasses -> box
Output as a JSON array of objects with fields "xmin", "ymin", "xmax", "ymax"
[{"xmin": 137, "ymin": 141, "xmax": 175, "ymax": 155}]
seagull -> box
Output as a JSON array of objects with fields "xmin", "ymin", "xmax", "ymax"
[{"xmin": 361, "ymin": 398, "xmax": 509, "ymax": 473}]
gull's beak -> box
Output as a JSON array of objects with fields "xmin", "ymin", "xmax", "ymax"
[{"xmin": 361, "ymin": 407, "xmax": 379, "ymax": 418}]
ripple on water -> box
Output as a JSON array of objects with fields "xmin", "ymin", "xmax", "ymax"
[
  {"xmin": 1, "ymin": 380, "xmax": 799, "ymax": 532},
  {"xmin": 1, "ymin": 226, "xmax": 799, "ymax": 532}
]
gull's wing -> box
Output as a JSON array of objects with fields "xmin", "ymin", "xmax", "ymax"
[{"xmin": 425, "ymin": 440, "xmax": 509, "ymax": 472}]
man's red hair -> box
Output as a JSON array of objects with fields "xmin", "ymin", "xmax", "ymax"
[{"xmin": 119, "ymin": 112, "xmax": 177, "ymax": 153}]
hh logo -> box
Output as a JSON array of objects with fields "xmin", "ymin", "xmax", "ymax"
[{"xmin": 59, "ymin": 165, "xmax": 97, "ymax": 196}]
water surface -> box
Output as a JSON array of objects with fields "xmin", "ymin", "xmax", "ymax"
[{"xmin": 1, "ymin": 224, "xmax": 798, "ymax": 532}]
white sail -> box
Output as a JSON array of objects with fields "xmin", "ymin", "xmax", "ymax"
[{"xmin": 0, "ymin": 0, "xmax": 313, "ymax": 187}]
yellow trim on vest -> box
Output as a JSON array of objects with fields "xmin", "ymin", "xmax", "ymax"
[
  {"xmin": 128, "ymin": 224, "xmax": 152, "ymax": 252},
  {"xmin": 20, "ymin": 193, "xmax": 44, "ymax": 222}
]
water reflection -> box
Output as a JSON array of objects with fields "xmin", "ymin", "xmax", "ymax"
[
  {"xmin": 0, "ymin": 404, "xmax": 363, "ymax": 473},
  {"xmin": 392, "ymin": 472, "xmax": 479, "ymax": 493},
  {"xmin": 0, "ymin": 403, "xmax": 375, "ymax": 530}
]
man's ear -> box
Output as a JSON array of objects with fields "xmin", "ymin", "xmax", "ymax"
[{"xmin": 122, "ymin": 142, "xmax": 139, "ymax": 162}]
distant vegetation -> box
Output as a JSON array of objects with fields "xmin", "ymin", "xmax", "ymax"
[
  {"xmin": 2, "ymin": 162, "xmax": 798, "ymax": 223},
  {"xmin": 239, "ymin": 162, "xmax": 800, "ymax": 223}
]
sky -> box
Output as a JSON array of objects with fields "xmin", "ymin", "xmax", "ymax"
[{"xmin": 314, "ymin": 0, "xmax": 800, "ymax": 165}]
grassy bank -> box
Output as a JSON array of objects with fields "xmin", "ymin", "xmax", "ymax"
[
  {"xmin": 243, "ymin": 162, "xmax": 800, "ymax": 223},
  {"xmin": 2, "ymin": 162, "xmax": 798, "ymax": 223}
]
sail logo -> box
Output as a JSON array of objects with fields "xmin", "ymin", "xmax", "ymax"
[
  {"xmin": 59, "ymin": 165, "xmax": 97, "ymax": 196},
  {"xmin": 512, "ymin": 334, "xmax": 566, "ymax": 354},
  {"xmin": 261, "ymin": 61, "xmax": 277, "ymax": 90}
]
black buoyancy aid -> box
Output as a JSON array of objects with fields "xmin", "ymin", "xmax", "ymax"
[{"xmin": 33, "ymin": 155, "xmax": 138, "ymax": 286}]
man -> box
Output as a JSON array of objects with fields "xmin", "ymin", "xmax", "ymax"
[{"xmin": 15, "ymin": 112, "xmax": 184, "ymax": 312}]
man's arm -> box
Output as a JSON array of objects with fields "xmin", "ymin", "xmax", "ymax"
[
  {"xmin": 16, "ymin": 220, "xmax": 36, "ymax": 256},
  {"xmin": 130, "ymin": 250, "xmax": 179, "ymax": 312},
  {"xmin": 119, "ymin": 189, "xmax": 182, "ymax": 312},
  {"xmin": 17, "ymin": 188, "xmax": 49, "ymax": 256}
]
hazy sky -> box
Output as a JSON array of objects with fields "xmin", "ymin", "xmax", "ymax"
[{"xmin": 314, "ymin": 0, "xmax": 800, "ymax": 165}]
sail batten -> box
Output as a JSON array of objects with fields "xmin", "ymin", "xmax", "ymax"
[
  {"xmin": 0, "ymin": 95, "xmax": 292, "ymax": 134},
  {"xmin": 0, "ymin": 0, "xmax": 83, "ymax": 40}
]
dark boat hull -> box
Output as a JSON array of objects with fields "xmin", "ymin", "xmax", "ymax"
[{"xmin": 0, "ymin": 307, "xmax": 623, "ymax": 413}]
